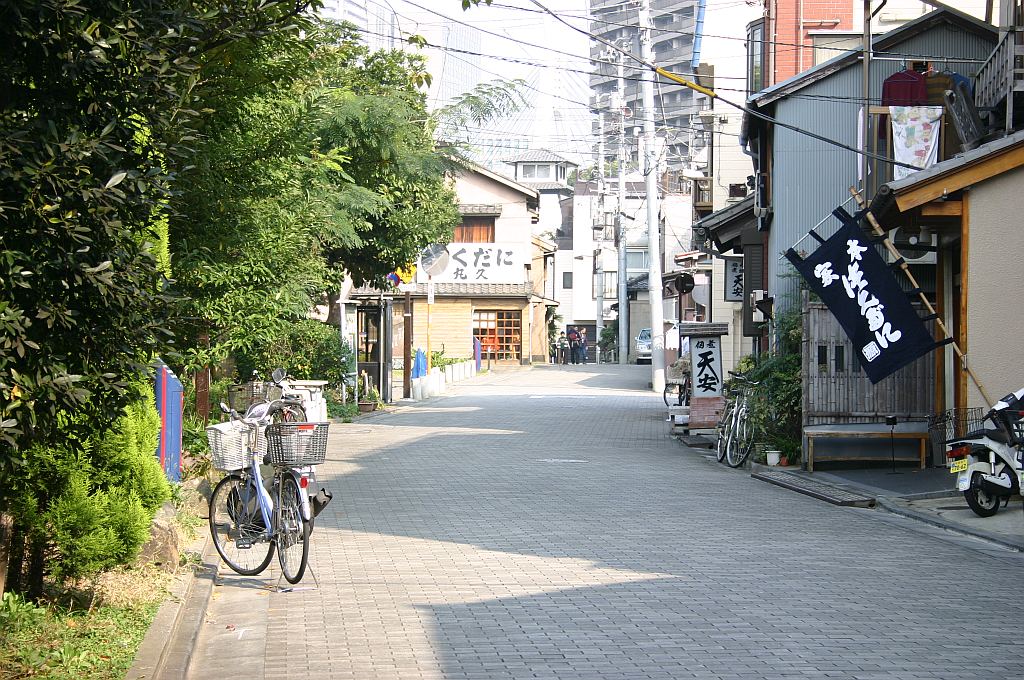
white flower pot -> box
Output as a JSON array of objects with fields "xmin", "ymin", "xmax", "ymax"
[{"xmin": 766, "ymin": 450, "xmax": 781, "ymax": 466}]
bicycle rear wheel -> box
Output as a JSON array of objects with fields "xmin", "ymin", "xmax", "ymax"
[
  {"xmin": 209, "ymin": 474, "xmax": 274, "ymax": 575},
  {"xmin": 725, "ymin": 403, "xmax": 755, "ymax": 468},
  {"xmin": 276, "ymin": 474, "xmax": 311, "ymax": 584},
  {"xmin": 274, "ymin": 404, "xmax": 306, "ymax": 423},
  {"xmin": 716, "ymin": 401, "xmax": 734, "ymax": 463}
]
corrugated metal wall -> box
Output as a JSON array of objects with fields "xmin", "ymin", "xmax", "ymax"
[{"xmin": 767, "ymin": 24, "xmax": 996, "ymax": 313}]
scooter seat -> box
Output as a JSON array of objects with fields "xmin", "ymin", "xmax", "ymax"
[{"xmin": 963, "ymin": 427, "xmax": 1013, "ymax": 445}]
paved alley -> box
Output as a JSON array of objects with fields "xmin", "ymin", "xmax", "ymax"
[{"xmin": 187, "ymin": 364, "xmax": 1024, "ymax": 680}]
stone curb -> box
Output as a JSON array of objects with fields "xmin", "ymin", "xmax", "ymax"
[
  {"xmin": 677, "ymin": 441, "xmax": 1024, "ymax": 553},
  {"xmin": 873, "ymin": 496, "xmax": 1024, "ymax": 552},
  {"xmin": 127, "ymin": 536, "xmax": 219, "ymax": 679}
]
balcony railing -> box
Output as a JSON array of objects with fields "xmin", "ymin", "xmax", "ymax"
[
  {"xmin": 975, "ymin": 28, "xmax": 1024, "ymax": 132},
  {"xmin": 693, "ymin": 178, "xmax": 712, "ymax": 213}
]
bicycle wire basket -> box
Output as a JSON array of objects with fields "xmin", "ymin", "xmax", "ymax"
[
  {"xmin": 666, "ymin": 358, "xmax": 690, "ymax": 383},
  {"xmin": 927, "ymin": 408, "xmax": 985, "ymax": 465},
  {"xmin": 227, "ymin": 381, "xmax": 285, "ymax": 411},
  {"xmin": 264, "ymin": 422, "xmax": 329, "ymax": 467},
  {"xmin": 206, "ymin": 421, "xmax": 256, "ymax": 471}
]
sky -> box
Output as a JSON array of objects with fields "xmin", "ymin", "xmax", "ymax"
[{"xmin": 369, "ymin": 0, "xmax": 596, "ymax": 168}]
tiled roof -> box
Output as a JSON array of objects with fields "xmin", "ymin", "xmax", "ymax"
[
  {"xmin": 520, "ymin": 181, "xmax": 571, "ymax": 191},
  {"xmin": 408, "ymin": 282, "xmax": 533, "ymax": 297},
  {"xmin": 503, "ymin": 149, "xmax": 577, "ymax": 165}
]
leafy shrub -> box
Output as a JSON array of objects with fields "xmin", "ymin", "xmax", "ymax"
[
  {"xmin": 430, "ymin": 348, "xmax": 463, "ymax": 369},
  {"xmin": 0, "ymin": 592, "xmax": 44, "ymax": 636},
  {"xmin": 735, "ymin": 307, "xmax": 803, "ymax": 459},
  {"xmin": 181, "ymin": 416, "xmax": 212, "ymax": 480},
  {"xmin": 235, "ymin": 319, "xmax": 352, "ymax": 386}
]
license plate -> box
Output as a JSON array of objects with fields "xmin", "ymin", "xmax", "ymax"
[{"xmin": 949, "ymin": 458, "xmax": 969, "ymax": 474}]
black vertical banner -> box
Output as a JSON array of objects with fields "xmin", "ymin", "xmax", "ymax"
[{"xmin": 785, "ymin": 217, "xmax": 936, "ymax": 384}]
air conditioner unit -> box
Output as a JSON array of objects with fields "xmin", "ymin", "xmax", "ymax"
[{"xmin": 887, "ymin": 227, "xmax": 937, "ymax": 264}]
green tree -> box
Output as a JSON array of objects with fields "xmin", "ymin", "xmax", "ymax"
[
  {"xmin": 0, "ymin": 0, "xmax": 321, "ymax": 596},
  {"xmin": 0, "ymin": 0, "xmax": 320, "ymax": 474},
  {"xmin": 169, "ymin": 21, "xmax": 459, "ymax": 369}
]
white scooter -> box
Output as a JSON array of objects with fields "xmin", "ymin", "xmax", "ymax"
[{"xmin": 944, "ymin": 388, "xmax": 1024, "ymax": 517}]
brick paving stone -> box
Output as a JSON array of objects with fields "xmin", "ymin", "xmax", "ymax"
[{"xmin": 187, "ymin": 365, "xmax": 1024, "ymax": 680}]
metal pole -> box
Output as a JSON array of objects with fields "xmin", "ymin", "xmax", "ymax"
[
  {"xmin": 617, "ymin": 46, "xmax": 628, "ymax": 365},
  {"xmin": 596, "ymin": 105, "xmax": 605, "ymax": 364},
  {"xmin": 403, "ymin": 290, "xmax": 412, "ymax": 398},
  {"xmin": 640, "ymin": 0, "xmax": 666, "ymax": 392},
  {"xmin": 861, "ymin": 0, "xmax": 871, "ymax": 192}
]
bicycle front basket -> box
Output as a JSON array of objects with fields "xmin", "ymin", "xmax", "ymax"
[
  {"xmin": 206, "ymin": 421, "xmax": 251, "ymax": 471},
  {"xmin": 264, "ymin": 422, "xmax": 329, "ymax": 466}
]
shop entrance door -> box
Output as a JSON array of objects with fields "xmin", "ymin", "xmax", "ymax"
[{"xmin": 472, "ymin": 310, "xmax": 521, "ymax": 361}]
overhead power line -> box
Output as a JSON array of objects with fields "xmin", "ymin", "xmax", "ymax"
[{"xmin": 523, "ymin": 0, "xmax": 919, "ymax": 171}]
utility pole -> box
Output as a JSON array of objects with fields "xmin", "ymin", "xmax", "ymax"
[
  {"xmin": 595, "ymin": 93, "xmax": 606, "ymax": 363},
  {"xmin": 616, "ymin": 46, "xmax": 628, "ymax": 365},
  {"xmin": 640, "ymin": 0, "xmax": 666, "ymax": 392}
]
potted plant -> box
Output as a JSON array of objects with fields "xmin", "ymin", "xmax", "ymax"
[{"xmin": 358, "ymin": 385, "xmax": 381, "ymax": 412}]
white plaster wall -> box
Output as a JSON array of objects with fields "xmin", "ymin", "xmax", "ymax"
[
  {"xmin": 453, "ymin": 172, "xmax": 536, "ymax": 247},
  {"xmin": 536, "ymin": 192, "xmax": 563, "ymax": 239},
  {"xmin": 966, "ymin": 167, "xmax": 1024, "ymax": 407}
]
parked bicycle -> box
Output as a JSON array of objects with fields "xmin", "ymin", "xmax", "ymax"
[
  {"xmin": 206, "ymin": 377, "xmax": 332, "ymax": 584},
  {"xmin": 229, "ymin": 368, "xmax": 307, "ymax": 422},
  {"xmin": 663, "ymin": 357, "xmax": 691, "ymax": 408},
  {"xmin": 716, "ymin": 371, "xmax": 760, "ymax": 468}
]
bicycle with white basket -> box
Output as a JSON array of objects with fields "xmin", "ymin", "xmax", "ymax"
[{"xmin": 206, "ymin": 398, "xmax": 332, "ymax": 584}]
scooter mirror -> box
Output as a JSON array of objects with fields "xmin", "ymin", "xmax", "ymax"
[
  {"xmin": 219, "ymin": 402, "xmax": 230, "ymax": 414},
  {"xmin": 271, "ymin": 368, "xmax": 286, "ymax": 383}
]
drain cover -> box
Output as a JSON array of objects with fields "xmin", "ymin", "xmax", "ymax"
[{"xmin": 752, "ymin": 470, "xmax": 875, "ymax": 507}]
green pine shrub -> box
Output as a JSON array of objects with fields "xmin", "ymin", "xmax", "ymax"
[{"xmin": 7, "ymin": 392, "xmax": 170, "ymax": 588}]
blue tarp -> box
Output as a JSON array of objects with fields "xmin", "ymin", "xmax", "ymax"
[{"xmin": 412, "ymin": 349, "xmax": 428, "ymax": 379}]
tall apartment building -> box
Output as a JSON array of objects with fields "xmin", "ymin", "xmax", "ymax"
[{"xmin": 589, "ymin": 0, "xmax": 703, "ymax": 171}]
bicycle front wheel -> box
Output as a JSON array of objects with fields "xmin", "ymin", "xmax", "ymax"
[
  {"xmin": 726, "ymin": 403, "xmax": 755, "ymax": 468},
  {"xmin": 276, "ymin": 474, "xmax": 311, "ymax": 584},
  {"xmin": 209, "ymin": 474, "xmax": 274, "ymax": 575}
]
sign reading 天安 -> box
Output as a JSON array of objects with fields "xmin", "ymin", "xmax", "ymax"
[
  {"xmin": 689, "ymin": 336, "xmax": 723, "ymax": 397},
  {"xmin": 416, "ymin": 243, "xmax": 527, "ymax": 285},
  {"xmin": 724, "ymin": 258, "xmax": 743, "ymax": 302},
  {"xmin": 785, "ymin": 216, "xmax": 936, "ymax": 384}
]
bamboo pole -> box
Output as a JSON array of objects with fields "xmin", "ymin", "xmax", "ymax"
[{"xmin": 850, "ymin": 187, "xmax": 994, "ymax": 407}]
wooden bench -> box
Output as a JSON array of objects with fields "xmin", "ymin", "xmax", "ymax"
[{"xmin": 803, "ymin": 422, "xmax": 929, "ymax": 472}]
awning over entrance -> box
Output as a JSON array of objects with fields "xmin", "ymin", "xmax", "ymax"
[{"xmin": 694, "ymin": 195, "xmax": 755, "ymax": 253}]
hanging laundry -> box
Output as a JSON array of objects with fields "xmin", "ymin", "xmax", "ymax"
[
  {"xmin": 890, "ymin": 106, "xmax": 944, "ymax": 180},
  {"xmin": 925, "ymin": 72, "xmax": 952, "ymax": 106},
  {"xmin": 881, "ymin": 70, "xmax": 928, "ymax": 106},
  {"xmin": 949, "ymin": 71, "xmax": 973, "ymax": 95}
]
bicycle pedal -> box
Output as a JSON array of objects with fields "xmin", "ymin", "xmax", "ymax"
[{"xmin": 236, "ymin": 539, "xmax": 253, "ymax": 549}]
